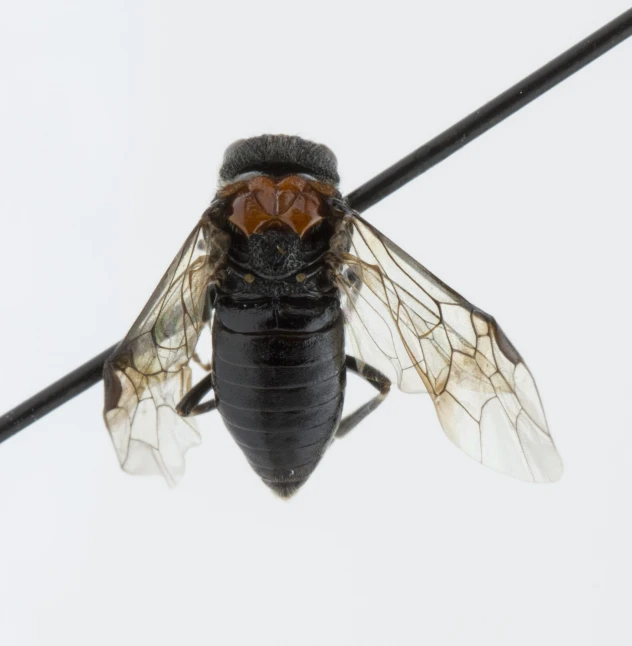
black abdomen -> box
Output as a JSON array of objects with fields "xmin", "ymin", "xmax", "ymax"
[{"xmin": 212, "ymin": 297, "xmax": 345, "ymax": 497}]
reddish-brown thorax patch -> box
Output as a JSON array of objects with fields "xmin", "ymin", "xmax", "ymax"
[{"xmin": 225, "ymin": 175, "xmax": 332, "ymax": 238}]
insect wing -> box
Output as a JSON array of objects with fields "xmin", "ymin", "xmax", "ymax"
[
  {"xmin": 335, "ymin": 213, "xmax": 563, "ymax": 483},
  {"xmin": 103, "ymin": 215, "xmax": 228, "ymax": 485}
]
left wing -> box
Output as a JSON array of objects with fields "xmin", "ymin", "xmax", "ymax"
[
  {"xmin": 332, "ymin": 211, "xmax": 563, "ymax": 483},
  {"xmin": 103, "ymin": 212, "xmax": 229, "ymax": 485}
]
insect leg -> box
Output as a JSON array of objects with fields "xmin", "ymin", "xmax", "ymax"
[
  {"xmin": 191, "ymin": 351, "xmax": 212, "ymax": 372},
  {"xmin": 336, "ymin": 356, "xmax": 391, "ymax": 438},
  {"xmin": 176, "ymin": 373, "xmax": 217, "ymax": 417},
  {"xmin": 191, "ymin": 289, "xmax": 214, "ymax": 371}
]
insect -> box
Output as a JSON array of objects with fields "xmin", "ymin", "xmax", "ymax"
[{"xmin": 103, "ymin": 134, "xmax": 563, "ymax": 496}]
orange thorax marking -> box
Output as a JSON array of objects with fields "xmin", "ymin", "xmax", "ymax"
[{"xmin": 227, "ymin": 175, "xmax": 325, "ymax": 237}]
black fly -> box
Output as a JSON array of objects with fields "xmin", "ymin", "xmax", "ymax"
[{"xmin": 103, "ymin": 135, "xmax": 563, "ymax": 496}]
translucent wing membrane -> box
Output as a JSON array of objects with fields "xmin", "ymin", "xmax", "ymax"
[
  {"xmin": 334, "ymin": 213, "xmax": 562, "ymax": 483},
  {"xmin": 103, "ymin": 215, "xmax": 228, "ymax": 485}
]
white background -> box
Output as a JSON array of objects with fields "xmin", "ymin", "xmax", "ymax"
[{"xmin": 1, "ymin": 1, "xmax": 631, "ymax": 644}]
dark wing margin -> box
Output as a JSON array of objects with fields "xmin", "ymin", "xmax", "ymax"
[
  {"xmin": 103, "ymin": 214, "xmax": 229, "ymax": 485},
  {"xmin": 333, "ymin": 212, "xmax": 563, "ymax": 483}
]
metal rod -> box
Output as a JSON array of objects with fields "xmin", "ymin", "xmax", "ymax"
[
  {"xmin": 1, "ymin": 8, "xmax": 631, "ymax": 444},
  {"xmin": 346, "ymin": 7, "xmax": 632, "ymax": 212},
  {"xmin": 0, "ymin": 344, "xmax": 119, "ymax": 444}
]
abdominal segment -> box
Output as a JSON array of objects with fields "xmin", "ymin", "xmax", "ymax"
[{"xmin": 212, "ymin": 313, "xmax": 346, "ymax": 497}]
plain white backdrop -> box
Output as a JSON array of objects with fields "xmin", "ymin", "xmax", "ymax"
[{"xmin": 1, "ymin": 1, "xmax": 631, "ymax": 645}]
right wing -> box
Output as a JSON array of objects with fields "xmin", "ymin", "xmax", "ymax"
[
  {"xmin": 333, "ymin": 211, "xmax": 562, "ymax": 483},
  {"xmin": 103, "ymin": 212, "xmax": 229, "ymax": 485}
]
